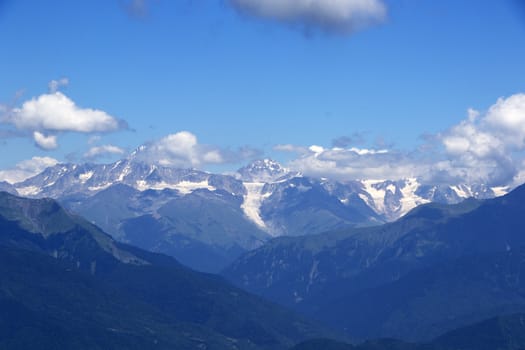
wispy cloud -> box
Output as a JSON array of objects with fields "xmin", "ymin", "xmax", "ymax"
[
  {"xmin": 277, "ymin": 144, "xmax": 421, "ymax": 181},
  {"xmin": 332, "ymin": 133, "xmax": 367, "ymax": 148},
  {"xmin": 48, "ymin": 77, "xmax": 69, "ymax": 93},
  {"xmin": 0, "ymin": 156, "xmax": 59, "ymax": 184},
  {"xmin": 229, "ymin": 0, "xmax": 387, "ymax": 35},
  {"xmin": 121, "ymin": 0, "xmax": 158, "ymax": 18},
  {"xmin": 84, "ymin": 145, "xmax": 126, "ymax": 160},
  {"xmin": 126, "ymin": 0, "xmax": 148, "ymax": 17}
]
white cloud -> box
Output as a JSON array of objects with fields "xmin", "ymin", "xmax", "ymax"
[
  {"xmin": 87, "ymin": 135, "xmax": 102, "ymax": 145},
  {"xmin": 33, "ymin": 131, "xmax": 58, "ymax": 150},
  {"xmin": 438, "ymin": 93, "xmax": 525, "ymax": 186},
  {"xmin": 7, "ymin": 92, "xmax": 121, "ymax": 133},
  {"xmin": 153, "ymin": 132, "xmax": 202, "ymax": 168},
  {"xmin": 511, "ymin": 160, "xmax": 525, "ymax": 188},
  {"xmin": 274, "ymin": 93, "xmax": 525, "ymax": 187},
  {"xmin": 485, "ymin": 93, "xmax": 525, "ymax": 148},
  {"xmin": 84, "ymin": 145, "xmax": 125, "ymax": 159},
  {"xmin": 158, "ymin": 132, "xmax": 198, "ymax": 155},
  {"xmin": 134, "ymin": 132, "xmax": 202, "ymax": 168},
  {"xmin": 309, "ymin": 145, "xmax": 325, "ymax": 154},
  {"xmin": 229, "ymin": 0, "xmax": 387, "ymax": 34},
  {"xmin": 134, "ymin": 131, "xmax": 260, "ymax": 169},
  {"xmin": 1, "ymin": 82, "xmax": 127, "ymax": 150},
  {"xmin": 442, "ymin": 119, "xmax": 502, "ymax": 158},
  {"xmin": 0, "ymin": 156, "xmax": 59, "ymax": 184},
  {"xmin": 202, "ymin": 150, "xmax": 224, "ymax": 163},
  {"xmin": 16, "ymin": 156, "xmax": 58, "ymax": 173},
  {"xmin": 277, "ymin": 144, "xmax": 418, "ymax": 180}
]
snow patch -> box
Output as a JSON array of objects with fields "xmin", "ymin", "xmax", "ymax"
[
  {"xmin": 78, "ymin": 171, "xmax": 94, "ymax": 183},
  {"xmin": 88, "ymin": 183, "xmax": 112, "ymax": 192},
  {"xmin": 296, "ymin": 183, "xmax": 312, "ymax": 192},
  {"xmin": 491, "ymin": 186, "xmax": 509, "ymax": 197},
  {"xmin": 174, "ymin": 180, "xmax": 216, "ymax": 194},
  {"xmin": 118, "ymin": 163, "xmax": 132, "ymax": 182},
  {"xmin": 358, "ymin": 193, "xmax": 369, "ymax": 203},
  {"xmin": 362, "ymin": 180, "xmax": 386, "ymax": 213},
  {"xmin": 451, "ymin": 185, "xmax": 471, "ymax": 199},
  {"xmin": 398, "ymin": 178, "xmax": 430, "ymax": 217},
  {"xmin": 360, "ymin": 179, "xmax": 430, "ymax": 219},
  {"xmin": 135, "ymin": 180, "xmax": 216, "ymax": 194},
  {"xmin": 17, "ymin": 186, "xmax": 41, "ymax": 196},
  {"xmin": 241, "ymin": 182, "xmax": 272, "ymax": 230},
  {"xmin": 110, "ymin": 160, "xmax": 122, "ymax": 170}
]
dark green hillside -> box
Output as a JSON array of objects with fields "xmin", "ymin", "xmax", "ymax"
[
  {"xmin": 62, "ymin": 184, "xmax": 267, "ymax": 272},
  {"xmin": 224, "ymin": 184, "xmax": 525, "ymax": 341},
  {"xmin": 0, "ymin": 246, "xmax": 254, "ymax": 350},
  {"xmin": 320, "ymin": 249, "xmax": 525, "ymax": 340},
  {"xmin": 290, "ymin": 338, "xmax": 356, "ymax": 349},
  {"xmin": 433, "ymin": 313, "xmax": 525, "ymax": 350},
  {"xmin": 0, "ymin": 191, "xmax": 328, "ymax": 349},
  {"xmin": 291, "ymin": 314, "xmax": 525, "ymax": 350}
]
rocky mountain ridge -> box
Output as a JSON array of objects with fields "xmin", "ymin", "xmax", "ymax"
[
  {"xmin": 3, "ymin": 157, "xmax": 508, "ymax": 272},
  {"xmin": 10, "ymin": 158, "xmax": 505, "ymax": 228}
]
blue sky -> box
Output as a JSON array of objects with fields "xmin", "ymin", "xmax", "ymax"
[{"xmin": 1, "ymin": 0, "xmax": 525, "ymax": 186}]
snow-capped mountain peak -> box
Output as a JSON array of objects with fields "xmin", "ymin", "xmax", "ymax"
[
  {"xmin": 13, "ymin": 160, "xmax": 245, "ymax": 199},
  {"xmin": 9, "ymin": 157, "xmax": 512, "ymax": 237},
  {"xmin": 237, "ymin": 159, "xmax": 298, "ymax": 182},
  {"xmin": 128, "ymin": 144, "xmax": 148, "ymax": 160},
  {"xmin": 358, "ymin": 178, "xmax": 431, "ymax": 221}
]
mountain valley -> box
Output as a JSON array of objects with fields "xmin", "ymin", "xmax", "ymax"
[
  {"xmin": 223, "ymin": 184, "xmax": 525, "ymax": 341},
  {"xmin": 5, "ymin": 157, "xmax": 506, "ymax": 272}
]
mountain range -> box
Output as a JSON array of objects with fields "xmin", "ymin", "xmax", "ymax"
[
  {"xmin": 5, "ymin": 156, "xmax": 507, "ymax": 273},
  {"xmin": 0, "ymin": 191, "xmax": 329, "ymax": 349},
  {"xmin": 223, "ymin": 183, "xmax": 525, "ymax": 341},
  {"xmin": 2, "ymin": 189, "xmax": 525, "ymax": 349}
]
